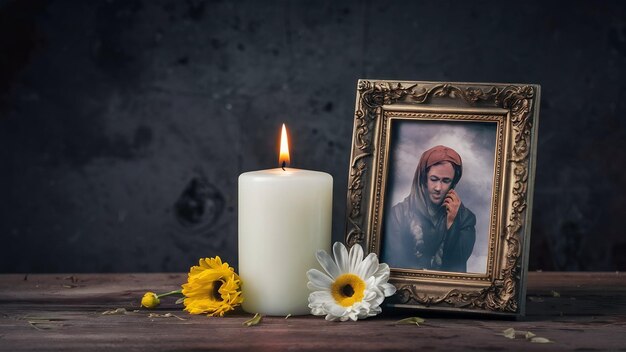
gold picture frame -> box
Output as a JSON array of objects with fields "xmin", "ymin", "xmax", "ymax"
[{"xmin": 345, "ymin": 80, "xmax": 540, "ymax": 316}]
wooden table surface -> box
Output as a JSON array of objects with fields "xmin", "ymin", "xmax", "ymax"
[{"xmin": 0, "ymin": 272, "xmax": 624, "ymax": 351}]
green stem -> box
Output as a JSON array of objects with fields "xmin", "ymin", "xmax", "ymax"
[{"xmin": 157, "ymin": 289, "xmax": 183, "ymax": 298}]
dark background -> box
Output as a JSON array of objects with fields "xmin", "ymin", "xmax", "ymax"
[{"xmin": 1, "ymin": 0, "xmax": 625, "ymax": 273}]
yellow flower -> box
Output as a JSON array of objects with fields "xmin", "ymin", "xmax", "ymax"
[
  {"xmin": 181, "ymin": 256, "xmax": 243, "ymax": 317},
  {"xmin": 141, "ymin": 292, "xmax": 160, "ymax": 309}
]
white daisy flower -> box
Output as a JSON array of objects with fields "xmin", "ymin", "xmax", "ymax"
[{"xmin": 306, "ymin": 242, "xmax": 396, "ymax": 322}]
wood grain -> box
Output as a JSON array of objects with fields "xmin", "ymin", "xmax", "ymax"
[{"xmin": 0, "ymin": 272, "xmax": 625, "ymax": 351}]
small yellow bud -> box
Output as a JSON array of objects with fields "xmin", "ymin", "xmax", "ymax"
[{"xmin": 141, "ymin": 292, "xmax": 160, "ymax": 309}]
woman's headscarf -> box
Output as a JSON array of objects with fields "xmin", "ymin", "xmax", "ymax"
[{"xmin": 408, "ymin": 145, "xmax": 463, "ymax": 221}]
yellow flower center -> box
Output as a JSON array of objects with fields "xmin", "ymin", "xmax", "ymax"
[{"xmin": 331, "ymin": 273, "xmax": 365, "ymax": 307}]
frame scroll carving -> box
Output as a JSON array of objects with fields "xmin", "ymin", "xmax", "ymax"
[{"xmin": 345, "ymin": 80, "xmax": 540, "ymax": 315}]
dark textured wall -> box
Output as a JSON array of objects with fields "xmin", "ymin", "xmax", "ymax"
[{"xmin": 1, "ymin": 0, "xmax": 625, "ymax": 272}]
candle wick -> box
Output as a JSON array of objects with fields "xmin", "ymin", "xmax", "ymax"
[{"xmin": 281, "ymin": 161, "xmax": 286, "ymax": 171}]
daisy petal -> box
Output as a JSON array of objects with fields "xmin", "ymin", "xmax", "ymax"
[
  {"xmin": 306, "ymin": 269, "xmax": 333, "ymax": 290},
  {"xmin": 348, "ymin": 243, "xmax": 364, "ymax": 273},
  {"xmin": 370, "ymin": 286, "xmax": 385, "ymax": 306},
  {"xmin": 358, "ymin": 253, "xmax": 379, "ymax": 279},
  {"xmin": 308, "ymin": 290, "xmax": 333, "ymax": 305},
  {"xmin": 357, "ymin": 307, "xmax": 371, "ymax": 320},
  {"xmin": 310, "ymin": 307, "xmax": 325, "ymax": 316},
  {"xmin": 324, "ymin": 301, "xmax": 348, "ymax": 319},
  {"xmin": 316, "ymin": 249, "xmax": 341, "ymax": 279},
  {"xmin": 368, "ymin": 306, "xmax": 382, "ymax": 317},
  {"xmin": 307, "ymin": 281, "xmax": 324, "ymax": 291},
  {"xmin": 381, "ymin": 283, "xmax": 397, "ymax": 296},
  {"xmin": 333, "ymin": 242, "xmax": 350, "ymax": 273},
  {"xmin": 374, "ymin": 263, "xmax": 390, "ymax": 282},
  {"xmin": 363, "ymin": 289, "xmax": 377, "ymax": 302}
]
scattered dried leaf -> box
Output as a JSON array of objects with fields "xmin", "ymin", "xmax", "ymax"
[
  {"xmin": 175, "ymin": 297, "xmax": 185, "ymax": 305},
  {"xmin": 243, "ymin": 313, "xmax": 262, "ymax": 327},
  {"xmin": 27, "ymin": 319, "xmax": 63, "ymax": 330},
  {"xmin": 285, "ymin": 314, "xmax": 291, "ymax": 319},
  {"xmin": 502, "ymin": 328, "xmax": 516, "ymax": 339},
  {"xmin": 102, "ymin": 308, "xmax": 129, "ymax": 315},
  {"xmin": 28, "ymin": 321, "xmax": 48, "ymax": 330},
  {"xmin": 395, "ymin": 317, "xmax": 426, "ymax": 326},
  {"xmin": 64, "ymin": 275, "xmax": 78, "ymax": 284},
  {"xmin": 23, "ymin": 316, "xmax": 64, "ymax": 321},
  {"xmin": 551, "ymin": 290, "xmax": 560, "ymax": 297},
  {"xmin": 62, "ymin": 284, "xmax": 77, "ymax": 289},
  {"xmin": 531, "ymin": 337, "xmax": 552, "ymax": 343},
  {"xmin": 148, "ymin": 313, "xmax": 186, "ymax": 321},
  {"xmin": 500, "ymin": 328, "xmax": 553, "ymax": 344}
]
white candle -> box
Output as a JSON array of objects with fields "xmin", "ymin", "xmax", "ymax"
[{"xmin": 238, "ymin": 125, "xmax": 332, "ymax": 316}]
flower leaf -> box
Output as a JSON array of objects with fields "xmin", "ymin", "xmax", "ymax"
[
  {"xmin": 502, "ymin": 328, "xmax": 516, "ymax": 339},
  {"xmin": 175, "ymin": 297, "xmax": 185, "ymax": 305},
  {"xmin": 395, "ymin": 317, "xmax": 425, "ymax": 326},
  {"xmin": 531, "ymin": 337, "xmax": 552, "ymax": 343},
  {"xmin": 242, "ymin": 313, "xmax": 263, "ymax": 327}
]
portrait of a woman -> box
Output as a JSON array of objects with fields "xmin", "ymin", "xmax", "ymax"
[{"xmin": 382, "ymin": 145, "xmax": 477, "ymax": 272}]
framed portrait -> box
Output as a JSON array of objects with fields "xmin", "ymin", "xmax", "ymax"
[{"xmin": 345, "ymin": 80, "xmax": 540, "ymax": 316}]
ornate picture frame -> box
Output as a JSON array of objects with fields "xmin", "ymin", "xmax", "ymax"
[{"xmin": 345, "ymin": 80, "xmax": 540, "ymax": 316}]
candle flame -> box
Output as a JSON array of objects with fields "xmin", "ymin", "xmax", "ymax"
[{"xmin": 279, "ymin": 123, "xmax": 290, "ymax": 168}]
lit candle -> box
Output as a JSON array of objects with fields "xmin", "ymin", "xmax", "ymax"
[{"xmin": 238, "ymin": 124, "xmax": 333, "ymax": 315}]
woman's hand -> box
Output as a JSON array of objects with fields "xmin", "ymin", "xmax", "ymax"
[{"xmin": 444, "ymin": 189, "xmax": 461, "ymax": 230}]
